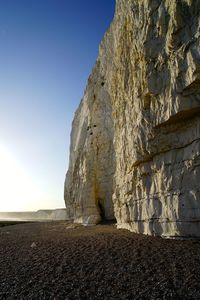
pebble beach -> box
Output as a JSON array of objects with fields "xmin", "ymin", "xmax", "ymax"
[{"xmin": 0, "ymin": 221, "xmax": 200, "ymax": 299}]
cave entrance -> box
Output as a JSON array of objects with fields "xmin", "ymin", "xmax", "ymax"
[
  {"xmin": 97, "ymin": 198, "xmax": 105, "ymax": 220},
  {"xmin": 97, "ymin": 198, "xmax": 116, "ymax": 224}
]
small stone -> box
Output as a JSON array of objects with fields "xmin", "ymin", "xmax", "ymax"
[{"xmin": 31, "ymin": 242, "xmax": 37, "ymax": 248}]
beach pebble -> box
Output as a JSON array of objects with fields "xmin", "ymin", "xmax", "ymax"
[
  {"xmin": 30, "ymin": 242, "xmax": 37, "ymax": 248},
  {"xmin": 66, "ymin": 224, "xmax": 76, "ymax": 230}
]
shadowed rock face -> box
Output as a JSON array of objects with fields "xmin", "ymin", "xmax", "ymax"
[
  {"xmin": 64, "ymin": 62, "xmax": 115, "ymax": 224},
  {"xmin": 65, "ymin": 0, "xmax": 200, "ymax": 237}
]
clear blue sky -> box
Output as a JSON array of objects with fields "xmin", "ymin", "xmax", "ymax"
[{"xmin": 0, "ymin": 0, "xmax": 115, "ymax": 211}]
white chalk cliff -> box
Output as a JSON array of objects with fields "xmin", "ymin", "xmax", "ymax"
[{"xmin": 65, "ymin": 0, "xmax": 200, "ymax": 237}]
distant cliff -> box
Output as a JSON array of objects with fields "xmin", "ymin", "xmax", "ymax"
[
  {"xmin": 64, "ymin": 0, "xmax": 200, "ymax": 237},
  {"xmin": 0, "ymin": 209, "xmax": 68, "ymax": 221}
]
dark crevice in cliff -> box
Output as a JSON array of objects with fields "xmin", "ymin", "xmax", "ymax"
[
  {"xmin": 155, "ymin": 107, "xmax": 200, "ymax": 129},
  {"xmin": 182, "ymin": 79, "xmax": 200, "ymax": 96},
  {"xmin": 131, "ymin": 136, "xmax": 200, "ymax": 169},
  {"xmin": 97, "ymin": 199, "xmax": 106, "ymax": 220}
]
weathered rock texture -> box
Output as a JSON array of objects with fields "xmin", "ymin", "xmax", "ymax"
[{"xmin": 65, "ymin": 0, "xmax": 200, "ymax": 237}]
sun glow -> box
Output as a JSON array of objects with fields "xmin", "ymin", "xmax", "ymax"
[{"xmin": 0, "ymin": 145, "xmax": 40, "ymax": 212}]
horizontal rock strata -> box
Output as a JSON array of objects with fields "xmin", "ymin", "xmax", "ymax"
[{"xmin": 65, "ymin": 0, "xmax": 200, "ymax": 237}]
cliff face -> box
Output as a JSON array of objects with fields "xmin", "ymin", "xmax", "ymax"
[
  {"xmin": 65, "ymin": 0, "xmax": 200, "ymax": 237},
  {"xmin": 64, "ymin": 62, "xmax": 115, "ymax": 224}
]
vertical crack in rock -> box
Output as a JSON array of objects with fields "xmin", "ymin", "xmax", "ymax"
[{"xmin": 65, "ymin": 0, "xmax": 200, "ymax": 237}]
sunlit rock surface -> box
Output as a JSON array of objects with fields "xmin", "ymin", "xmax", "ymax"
[{"xmin": 64, "ymin": 0, "xmax": 200, "ymax": 237}]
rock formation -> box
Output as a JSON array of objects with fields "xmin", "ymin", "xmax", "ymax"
[{"xmin": 64, "ymin": 0, "xmax": 200, "ymax": 237}]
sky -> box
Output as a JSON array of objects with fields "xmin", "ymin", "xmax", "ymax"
[{"xmin": 0, "ymin": 0, "xmax": 115, "ymax": 212}]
